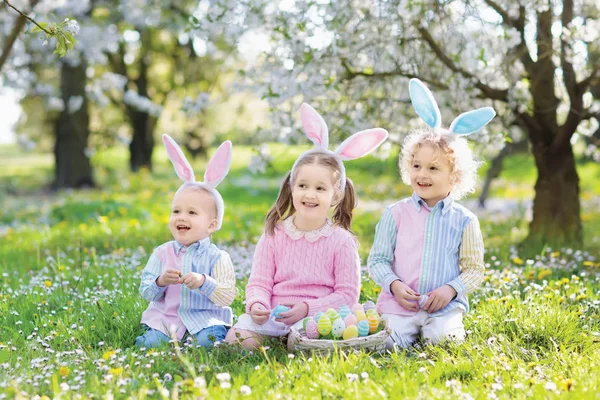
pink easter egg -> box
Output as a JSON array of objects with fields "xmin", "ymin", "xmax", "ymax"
[
  {"xmin": 351, "ymin": 304, "xmax": 363, "ymax": 314},
  {"xmin": 305, "ymin": 319, "xmax": 319, "ymax": 339},
  {"xmin": 344, "ymin": 314, "xmax": 358, "ymax": 327}
]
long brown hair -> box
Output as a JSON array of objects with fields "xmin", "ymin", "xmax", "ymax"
[{"xmin": 264, "ymin": 152, "xmax": 357, "ymax": 235}]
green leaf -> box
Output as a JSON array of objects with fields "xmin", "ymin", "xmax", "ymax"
[
  {"xmin": 31, "ymin": 21, "xmax": 48, "ymax": 33},
  {"xmin": 54, "ymin": 35, "xmax": 67, "ymax": 57}
]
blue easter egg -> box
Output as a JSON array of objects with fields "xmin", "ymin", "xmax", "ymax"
[
  {"xmin": 357, "ymin": 320, "xmax": 370, "ymax": 337},
  {"xmin": 270, "ymin": 304, "xmax": 290, "ymax": 319}
]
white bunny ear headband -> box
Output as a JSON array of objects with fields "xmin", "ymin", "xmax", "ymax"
[
  {"xmin": 162, "ymin": 134, "xmax": 232, "ymax": 230},
  {"xmin": 290, "ymin": 103, "xmax": 389, "ymax": 194},
  {"xmin": 409, "ymin": 78, "xmax": 496, "ymax": 135}
]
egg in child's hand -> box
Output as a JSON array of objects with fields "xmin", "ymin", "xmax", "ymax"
[
  {"xmin": 357, "ymin": 320, "xmax": 370, "ymax": 337},
  {"xmin": 271, "ymin": 304, "xmax": 290, "ymax": 319},
  {"xmin": 305, "ymin": 319, "xmax": 319, "ymax": 339},
  {"xmin": 331, "ymin": 318, "xmax": 345, "ymax": 338},
  {"xmin": 317, "ymin": 315, "xmax": 332, "ymax": 336},
  {"xmin": 342, "ymin": 325, "xmax": 359, "ymax": 340}
]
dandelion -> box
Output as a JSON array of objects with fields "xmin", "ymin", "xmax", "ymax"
[
  {"xmin": 44, "ymin": 280, "xmax": 52, "ymax": 288},
  {"xmin": 102, "ymin": 350, "xmax": 116, "ymax": 360},
  {"xmin": 110, "ymin": 367, "xmax": 123, "ymax": 376},
  {"xmin": 59, "ymin": 366, "xmax": 69, "ymax": 377},
  {"xmin": 512, "ymin": 257, "xmax": 524, "ymax": 265}
]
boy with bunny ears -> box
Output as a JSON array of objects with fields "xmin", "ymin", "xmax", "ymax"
[
  {"xmin": 135, "ymin": 135, "xmax": 236, "ymax": 349},
  {"xmin": 368, "ymin": 79, "xmax": 495, "ymax": 349}
]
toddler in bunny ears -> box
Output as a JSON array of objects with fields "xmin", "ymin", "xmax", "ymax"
[
  {"xmin": 135, "ymin": 135, "xmax": 237, "ymax": 349},
  {"xmin": 368, "ymin": 79, "xmax": 495, "ymax": 349},
  {"xmin": 225, "ymin": 103, "xmax": 388, "ymax": 350}
]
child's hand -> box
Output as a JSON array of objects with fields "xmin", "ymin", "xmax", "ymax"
[
  {"xmin": 423, "ymin": 285, "xmax": 457, "ymax": 313},
  {"xmin": 180, "ymin": 272, "xmax": 206, "ymax": 290},
  {"xmin": 275, "ymin": 301, "xmax": 308, "ymax": 325},
  {"xmin": 390, "ymin": 280, "xmax": 421, "ymax": 312},
  {"xmin": 250, "ymin": 303, "xmax": 271, "ymax": 325},
  {"xmin": 156, "ymin": 268, "xmax": 182, "ymax": 287}
]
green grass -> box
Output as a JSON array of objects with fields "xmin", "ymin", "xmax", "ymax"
[{"xmin": 1, "ymin": 144, "xmax": 599, "ymax": 399}]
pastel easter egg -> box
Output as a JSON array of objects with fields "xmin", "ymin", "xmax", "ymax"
[
  {"xmin": 331, "ymin": 318, "xmax": 346, "ymax": 338},
  {"xmin": 367, "ymin": 314, "xmax": 379, "ymax": 334},
  {"xmin": 344, "ymin": 314, "xmax": 358, "ymax": 327},
  {"xmin": 305, "ymin": 319, "xmax": 319, "ymax": 339},
  {"xmin": 326, "ymin": 308, "xmax": 339, "ymax": 321},
  {"xmin": 317, "ymin": 315, "xmax": 332, "ymax": 336},
  {"xmin": 314, "ymin": 311, "xmax": 324, "ymax": 323},
  {"xmin": 338, "ymin": 305, "xmax": 351, "ymax": 319},
  {"xmin": 351, "ymin": 303, "xmax": 363, "ymax": 314},
  {"xmin": 342, "ymin": 325, "xmax": 359, "ymax": 340},
  {"xmin": 363, "ymin": 300, "xmax": 377, "ymax": 312},
  {"xmin": 366, "ymin": 308, "xmax": 378, "ymax": 317},
  {"xmin": 357, "ymin": 320, "xmax": 370, "ymax": 337},
  {"xmin": 271, "ymin": 304, "xmax": 290, "ymax": 319},
  {"xmin": 302, "ymin": 317, "xmax": 312, "ymax": 330},
  {"xmin": 354, "ymin": 310, "xmax": 367, "ymax": 322}
]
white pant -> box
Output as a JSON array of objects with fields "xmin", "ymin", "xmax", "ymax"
[
  {"xmin": 232, "ymin": 313, "xmax": 304, "ymax": 337},
  {"xmin": 383, "ymin": 309, "xmax": 465, "ymax": 349}
]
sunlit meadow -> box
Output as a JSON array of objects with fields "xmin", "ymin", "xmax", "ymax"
[{"xmin": 1, "ymin": 144, "xmax": 599, "ymax": 399}]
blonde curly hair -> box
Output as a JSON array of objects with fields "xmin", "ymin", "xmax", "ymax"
[{"xmin": 399, "ymin": 128, "xmax": 482, "ymax": 201}]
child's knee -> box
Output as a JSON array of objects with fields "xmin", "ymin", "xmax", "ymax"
[
  {"xmin": 225, "ymin": 328, "xmax": 262, "ymax": 350},
  {"xmin": 135, "ymin": 329, "xmax": 169, "ymax": 348},
  {"xmin": 194, "ymin": 325, "xmax": 228, "ymax": 348},
  {"xmin": 423, "ymin": 326, "xmax": 465, "ymax": 346}
]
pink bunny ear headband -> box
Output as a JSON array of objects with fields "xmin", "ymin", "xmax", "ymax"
[
  {"xmin": 290, "ymin": 103, "xmax": 389, "ymax": 194},
  {"xmin": 162, "ymin": 134, "xmax": 232, "ymax": 230}
]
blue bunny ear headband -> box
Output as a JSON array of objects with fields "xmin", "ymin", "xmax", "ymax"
[{"xmin": 409, "ymin": 78, "xmax": 496, "ymax": 135}]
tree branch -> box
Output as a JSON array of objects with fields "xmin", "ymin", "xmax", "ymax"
[
  {"xmin": 560, "ymin": 0, "xmax": 578, "ymax": 105},
  {"xmin": 417, "ymin": 26, "xmax": 508, "ymax": 102},
  {"xmin": 4, "ymin": 0, "xmax": 49, "ymax": 34},
  {"xmin": 578, "ymin": 66, "xmax": 600, "ymax": 92},
  {"xmin": 0, "ymin": 0, "xmax": 41, "ymax": 71},
  {"xmin": 339, "ymin": 58, "xmax": 449, "ymax": 90}
]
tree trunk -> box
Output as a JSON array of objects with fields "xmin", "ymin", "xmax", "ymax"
[
  {"xmin": 53, "ymin": 60, "xmax": 94, "ymax": 189},
  {"xmin": 129, "ymin": 110, "xmax": 156, "ymax": 171},
  {"xmin": 526, "ymin": 142, "xmax": 582, "ymax": 248}
]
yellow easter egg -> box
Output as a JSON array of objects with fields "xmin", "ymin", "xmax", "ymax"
[
  {"xmin": 317, "ymin": 315, "xmax": 332, "ymax": 335},
  {"xmin": 355, "ymin": 310, "xmax": 367, "ymax": 321},
  {"xmin": 342, "ymin": 325, "xmax": 359, "ymax": 340}
]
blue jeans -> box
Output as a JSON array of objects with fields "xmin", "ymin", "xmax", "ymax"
[{"xmin": 135, "ymin": 325, "xmax": 228, "ymax": 349}]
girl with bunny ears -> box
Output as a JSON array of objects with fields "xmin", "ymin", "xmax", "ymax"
[
  {"xmin": 225, "ymin": 103, "xmax": 388, "ymax": 350},
  {"xmin": 135, "ymin": 135, "xmax": 237, "ymax": 349},
  {"xmin": 368, "ymin": 79, "xmax": 494, "ymax": 349}
]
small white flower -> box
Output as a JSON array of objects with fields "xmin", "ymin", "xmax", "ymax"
[
  {"xmin": 240, "ymin": 385, "xmax": 252, "ymax": 395},
  {"xmin": 216, "ymin": 372, "xmax": 231, "ymax": 382},
  {"xmin": 346, "ymin": 373, "xmax": 358, "ymax": 382},
  {"xmin": 545, "ymin": 381, "xmax": 557, "ymax": 391}
]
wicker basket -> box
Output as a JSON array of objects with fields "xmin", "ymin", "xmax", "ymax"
[{"xmin": 287, "ymin": 319, "xmax": 391, "ymax": 355}]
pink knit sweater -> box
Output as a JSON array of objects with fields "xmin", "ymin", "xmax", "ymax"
[{"xmin": 245, "ymin": 218, "xmax": 361, "ymax": 315}]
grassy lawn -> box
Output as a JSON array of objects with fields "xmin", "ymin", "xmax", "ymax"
[{"xmin": 0, "ymin": 144, "xmax": 599, "ymax": 399}]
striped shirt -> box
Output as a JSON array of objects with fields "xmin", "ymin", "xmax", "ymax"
[
  {"xmin": 139, "ymin": 237, "xmax": 236, "ymax": 340},
  {"xmin": 368, "ymin": 192, "xmax": 484, "ymax": 317}
]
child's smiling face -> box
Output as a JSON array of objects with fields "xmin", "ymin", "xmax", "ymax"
[
  {"xmin": 169, "ymin": 188, "xmax": 218, "ymax": 246},
  {"xmin": 291, "ymin": 163, "xmax": 337, "ymax": 227},
  {"xmin": 410, "ymin": 144, "xmax": 454, "ymax": 207}
]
